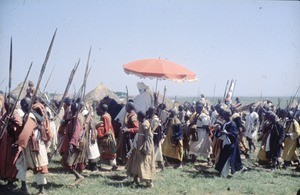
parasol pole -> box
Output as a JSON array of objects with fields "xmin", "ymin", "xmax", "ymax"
[
  {"xmin": 212, "ymin": 83, "xmax": 216, "ymax": 105},
  {"xmin": 162, "ymin": 85, "xmax": 166, "ymax": 104},
  {"xmin": 155, "ymin": 77, "xmax": 158, "ymax": 94},
  {"xmin": 172, "ymin": 95, "xmax": 177, "ymax": 109}
]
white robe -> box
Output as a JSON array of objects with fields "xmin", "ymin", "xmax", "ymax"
[
  {"xmin": 115, "ymin": 90, "xmax": 154, "ymax": 126},
  {"xmin": 189, "ymin": 113, "xmax": 212, "ymax": 158},
  {"xmin": 245, "ymin": 111, "xmax": 259, "ymax": 139}
]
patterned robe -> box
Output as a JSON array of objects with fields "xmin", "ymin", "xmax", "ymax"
[
  {"xmin": 60, "ymin": 113, "xmax": 88, "ymax": 171},
  {"xmin": 162, "ymin": 117, "xmax": 183, "ymax": 161},
  {"xmin": 97, "ymin": 112, "xmax": 117, "ymax": 160}
]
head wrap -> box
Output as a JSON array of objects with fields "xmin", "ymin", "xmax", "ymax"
[{"xmin": 137, "ymin": 82, "xmax": 149, "ymax": 93}]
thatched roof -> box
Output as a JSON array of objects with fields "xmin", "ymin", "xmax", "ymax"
[
  {"xmin": 84, "ymin": 83, "xmax": 121, "ymax": 105},
  {"xmin": 11, "ymin": 81, "xmax": 29, "ymax": 99}
]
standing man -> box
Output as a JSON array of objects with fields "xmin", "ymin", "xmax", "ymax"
[
  {"xmin": 96, "ymin": 103, "xmax": 118, "ymax": 171},
  {"xmin": 215, "ymin": 109, "xmax": 244, "ymax": 177},
  {"xmin": 147, "ymin": 107, "xmax": 164, "ymax": 170},
  {"xmin": 16, "ymin": 97, "xmax": 51, "ymax": 194},
  {"xmin": 60, "ymin": 101, "xmax": 88, "ymax": 185},
  {"xmin": 282, "ymin": 111, "xmax": 300, "ymax": 168},
  {"xmin": 25, "ymin": 81, "xmax": 35, "ymax": 98},
  {"xmin": 266, "ymin": 111, "xmax": 285, "ymax": 168},
  {"xmin": 188, "ymin": 102, "xmax": 212, "ymax": 165},
  {"xmin": 0, "ymin": 94, "xmax": 23, "ymax": 191},
  {"xmin": 125, "ymin": 111, "xmax": 155, "ymax": 188},
  {"xmin": 116, "ymin": 102, "xmax": 139, "ymax": 164},
  {"xmin": 162, "ymin": 110, "xmax": 183, "ymax": 168},
  {"xmin": 245, "ymin": 106, "xmax": 259, "ymax": 153}
]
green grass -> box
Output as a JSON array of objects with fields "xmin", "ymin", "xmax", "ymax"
[{"xmin": 1, "ymin": 153, "xmax": 299, "ymax": 195}]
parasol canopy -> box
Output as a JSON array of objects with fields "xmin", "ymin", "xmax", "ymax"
[{"xmin": 123, "ymin": 58, "xmax": 197, "ymax": 82}]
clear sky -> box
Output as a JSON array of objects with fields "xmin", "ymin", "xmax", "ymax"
[{"xmin": 0, "ymin": 0, "xmax": 299, "ymax": 97}]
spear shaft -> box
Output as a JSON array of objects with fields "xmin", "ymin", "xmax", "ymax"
[
  {"xmin": 43, "ymin": 65, "xmax": 56, "ymax": 93},
  {"xmin": 7, "ymin": 37, "xmax": 13, "ymax": 112},
  {"xmin": 56, "ymin": 60, "xmax": 80, "ymax": 115},
  {"xmin": 29, "ymin": 29, "xmax": 57, "ymax": 109},
  {"xmin": 82, "ymin": 46, "xmax": 92, "ymax": 100}
]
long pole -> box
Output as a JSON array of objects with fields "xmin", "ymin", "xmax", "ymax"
[
  {"xmin": 7, "ymin": 37, "xmax": 13, "ymax": 112},
  {"xmin": 82, "ymin": 46, "xmax": 92, "ymax": 100},
  {"xmin": 56, "ymin": 60, "xmax": 80, "ymax": 115},
  {"xmin": 43, "ymin": 65, "xmax": 56, "ymax": 93},
  {"xmin": 288, "ymin": 84, "xmax": 300, "ymax": 109},
  {"xmin": 223, "ymin": 80, "xmax": 229, "ymax": 101},
  {"xmin": 29, "ymin": 29, "xmax": 57, "ymax": 109},
  {"xmin": 0, "ymin": 79, "xmax": 5, "ymax": 87},
  {"xmin": 212, "ymin": 83, "xmax": 216, "ymax": 105},
  {"xmin": 0, "ymin": 44, "xmax": 33, "ymax": 140}
]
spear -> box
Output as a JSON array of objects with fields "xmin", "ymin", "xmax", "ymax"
[
  {"xmin": 43, "ymin": 65, "xmax": 56, "ymax": 93},
  {"xmin": 0, "ymin": 43, "xmax": 32, "ymax": 139},
  {"xmin": 0, "ymin": 79, "xmax": 5, "ymax": 87},
  {"xmin": 82, "ymin": 46, "xmax": 92, "ymax": 100},
  {"xmin": 16, "ymin": 29, "xmax": 57, "ymax": 149},
  {"xmin": 288, "ymin": 84, "xmax": 300, "ymax": 109},
  {"xmin": 29, "ymin": 29, "xmax": 57, "ymax": 109},
  {"xmin": 7, "ymin": 37, "xmax": 13, "ymax": 113},
  {"xmin": 0, "ymin": 38, "xmax": 13, "ymax": 138},
  {"xmin": 56, "ymin": 59, "xmax": 80, "ymax": 116}
]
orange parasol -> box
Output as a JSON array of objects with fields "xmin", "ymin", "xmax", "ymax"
[{"xmin": 123, "ymin": 58, "xmax": 197, "ymax": 82}]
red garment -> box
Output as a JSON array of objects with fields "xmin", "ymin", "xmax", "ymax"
[
  {"xmin": 60, "ymin": 115, "xmax": 87, "ymax": 172},
  {"xmin": 0, "ymin": 111, "xmax": 23, "ymax": 180},
  {"xmin": 97, "ymin": 113, "xmax": 114, "ymax": 138},
  {"xmin": 97, "ymin": 113, "xmax": 116, "ymax": 159},
  {"xmin": 60, "ymin": 116, "xmax": 83, "ymax": 154},
  {"xmin": 126, "ymin": 111, "xmax": 139, "ymax": 134}
]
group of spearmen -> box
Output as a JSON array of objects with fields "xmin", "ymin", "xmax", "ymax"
[{"xmin": 1, "ymin": 79, "xmax": 300, "ymax": 194}]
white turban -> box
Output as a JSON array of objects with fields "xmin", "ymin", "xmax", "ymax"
[{"xmin": 137, "ymin": 82, "xmax": 149, "ymax": 93}]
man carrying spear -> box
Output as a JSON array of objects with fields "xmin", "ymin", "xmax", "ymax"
[
  {"xmin": 13, "ymin": 29, "xmax": 56, "ymax": 194},
  {"xmin": 0, "ymin": 94, "xmax": 24, "ymax": 191}
]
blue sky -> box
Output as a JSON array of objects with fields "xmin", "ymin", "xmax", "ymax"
[{"xmin": 0, "ymin": 0, "xmax": 299, "ymax": 97}]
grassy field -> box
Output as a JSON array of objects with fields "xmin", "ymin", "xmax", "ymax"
[{"xmin": 0, "ymin": 150, "xmax": 299, "ymax": 195}]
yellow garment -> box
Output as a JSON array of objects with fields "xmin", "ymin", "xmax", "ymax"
[
  {"xmin": 125, "ymin": 120, "xmax": 156, "ymax": 180},
  {"xmin": 161, "ymin": 118, "xmax": 183, "ymax": 161},
  {"xmin": 282, "ymin": 119, "xmax": 300, "ymax": 161}
]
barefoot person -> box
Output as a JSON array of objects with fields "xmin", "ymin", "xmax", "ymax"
[
  {"xmin": 125, "ymin": 111, "xmax": 156, "ymax": 188},
  {"xmin": 60, "ymin": 101, "xmax": 88, "ymax": 185},
  {"xmin": 15, "ymin": 97, "xmax": 52, "ymax": 194},
  {"xmin": 96, "ymin": 103, "xmax": 118, "ymax": 170}
]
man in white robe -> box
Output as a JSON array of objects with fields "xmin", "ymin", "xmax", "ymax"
[{"xmin": 115, "ymin": 82, "xmax": 154, "ymax": 126}]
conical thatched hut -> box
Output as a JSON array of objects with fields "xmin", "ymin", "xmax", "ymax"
[
  {"xmin": 84, "ymin": 83, "xmax": 121, "ymax": 105},
  {"xmin": 11, "ymin": 81, "xmax": 30, "ymax": 99}
]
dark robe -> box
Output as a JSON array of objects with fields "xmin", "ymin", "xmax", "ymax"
[
  {"xmin": 215, "ymin": 121, "xmax": 243, "ymax": 174},
  {"xmin": 266, "ymin": 121, "xmax": 285, "ymax": 161}
]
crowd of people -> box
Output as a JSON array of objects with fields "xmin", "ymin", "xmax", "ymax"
[{"xmin": 0, "ymin": 81, "xmax": 299, "ymax": 194}]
